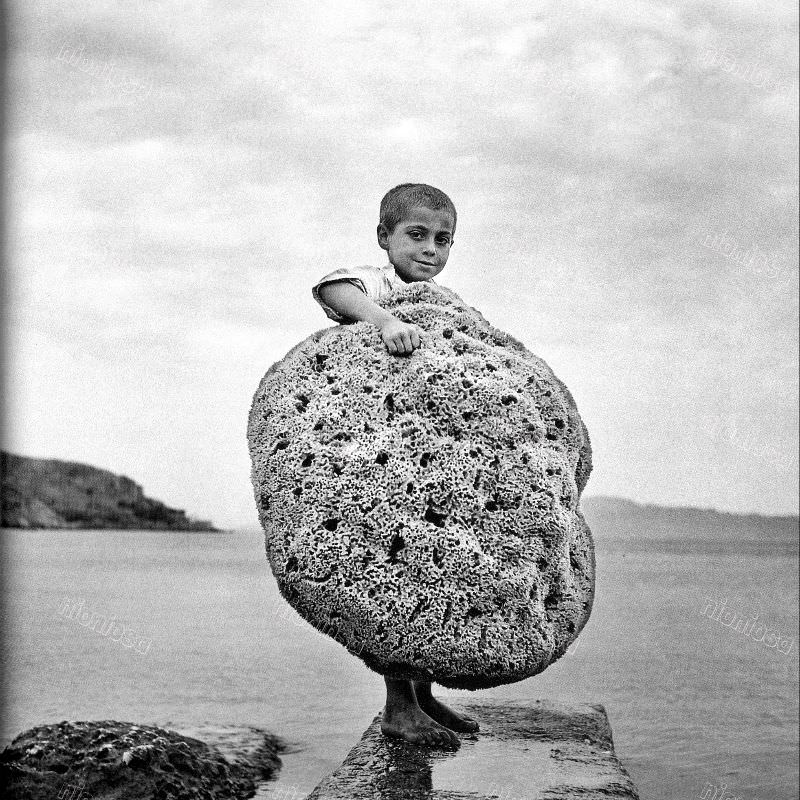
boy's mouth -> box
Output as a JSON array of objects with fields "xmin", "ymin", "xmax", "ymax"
[{"xmin": 414, "ymin": 260, "xmax": 437, "ymax": 267}]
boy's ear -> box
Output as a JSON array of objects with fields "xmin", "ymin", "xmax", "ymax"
[{"xmin": 376, "ymin": 223, "xmax": 389, "ymax": 251}]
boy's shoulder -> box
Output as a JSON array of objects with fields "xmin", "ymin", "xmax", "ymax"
[
  {"xmin": 312, "ymin": 264, "xmax": 395, "ymax": 323},
  {"xmin": 312, "ymin": 263, "xmax": 393, "ymax": 295}
]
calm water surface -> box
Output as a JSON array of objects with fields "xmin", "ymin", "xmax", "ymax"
[{"xmin": 2, "ymin": 528, "xmax": 797, "ymax": 800}]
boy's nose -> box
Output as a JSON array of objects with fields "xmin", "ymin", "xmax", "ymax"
[{"xmin": 422, "ymin": 239, "xmax": 435, "ymax": 255}]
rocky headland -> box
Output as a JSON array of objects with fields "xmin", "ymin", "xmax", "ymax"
[{"xmin": 1, "ymin": 452, "xmax": 217, "ymax": 531}]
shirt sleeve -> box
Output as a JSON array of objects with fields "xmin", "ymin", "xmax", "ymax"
[{"xmin": 311, "ymin": 265, "xmax": 388, "ymax": 323}]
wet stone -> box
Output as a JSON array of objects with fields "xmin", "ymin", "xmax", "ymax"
[{"xmin": 305, "ymin": 698, "xmax": 640, "ymax": 800}]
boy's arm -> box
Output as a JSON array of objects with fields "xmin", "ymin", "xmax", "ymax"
[{"xmin": 317, "ymin": 280, "xmax": 423, "ymax": 356}]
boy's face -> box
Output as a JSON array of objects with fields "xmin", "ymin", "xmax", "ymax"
[{"xmin": 377, "ymin": 206, "xmax": 454, "ymax": 283}]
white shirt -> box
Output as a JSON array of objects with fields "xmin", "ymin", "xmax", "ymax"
[{"xmin": 312, "ymin": 263, "xmax": 437, "ymax": 323}]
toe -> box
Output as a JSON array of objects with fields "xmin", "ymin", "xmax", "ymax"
[
  {"xmin": 438, "ymin": 725, "xmax": 459, "ymax": 748},
  {"xmin": 418, "ymin": 728, "xmax": 434, "ymax": 746},
  {"xmin": 431, "ymin": 726, "xmax": 450, "ymax": 748}
]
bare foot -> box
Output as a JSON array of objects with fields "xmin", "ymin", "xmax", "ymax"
[
  {"xmin": 413, "ymin": 683, "xmax": 480, "ymax": 733},
  {"xmin": 381, "ymin": 703, "xmax": 461, "ymax": 749}
]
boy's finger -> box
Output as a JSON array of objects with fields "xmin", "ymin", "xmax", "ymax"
[
  {"xmin": 410, "ymin": 329, "xmax": 421, "ymax": 349},
  {"xmin": 400, "ymin": 332, "xmax": 413, "ymax": 353}
]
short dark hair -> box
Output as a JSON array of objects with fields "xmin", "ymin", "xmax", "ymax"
[{"xmin": 379, "ymin": 183, "xmax": 457, "ymax": 235}]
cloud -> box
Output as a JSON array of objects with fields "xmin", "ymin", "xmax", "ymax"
[{"xmin": 5, "ymin": 0, "xmax": 797, "ymax": 524}]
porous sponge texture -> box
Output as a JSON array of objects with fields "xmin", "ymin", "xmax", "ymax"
[{"xmin": 248, "ymin": 283, "xmax": 594, "ymax": 690}]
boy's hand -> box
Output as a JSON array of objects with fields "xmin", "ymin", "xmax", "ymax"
[
  {"xmin": 378, "ymin": 318, "xmax": 423, "ymax": 355},
  {"xmin": 316, "ymin": 282, "xmax": 423, "ymax": 355}
]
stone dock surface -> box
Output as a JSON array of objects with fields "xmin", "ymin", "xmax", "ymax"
[{"xmin": 305, "ymin": 698, "xmax": 640, "ymax": 800}]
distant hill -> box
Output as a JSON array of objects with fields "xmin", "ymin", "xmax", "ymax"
[
  {"xmin": 1, "ymin": 452, "xmax": 217, "ymax": 531},
  {"xmin": 2, "ymin": 449, "xmax": 794, "ymax": 541},
  {"xmin": 581, "ymin": 495, "xmax": 798, "ymax": 544}
]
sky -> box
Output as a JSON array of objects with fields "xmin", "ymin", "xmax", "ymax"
[{"xmin": 4, "ymin": 0, "xmax": 798, "ymax": 527}]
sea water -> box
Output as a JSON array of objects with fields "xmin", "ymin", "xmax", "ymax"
[{"xmin": 2, "ymin": 528, "xmax": 797, "ymax": 800}]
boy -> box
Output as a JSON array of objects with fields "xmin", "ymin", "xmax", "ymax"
[
  {"xmin": 312, "ymin": 183, "xmax": 478, "ymax": 748},
  {"xmin": 314, "ymin": 183, "xmax": 454, "ymax": 357}
]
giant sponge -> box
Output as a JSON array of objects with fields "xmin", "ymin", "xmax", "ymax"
[{"xmin": 248, "ymin": 282, "xmax": 595, "ymax": 690}]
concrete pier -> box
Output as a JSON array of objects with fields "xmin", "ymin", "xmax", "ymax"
[{"xmin": 306, "ymin": 698, "xmax": 640, "ymax": 799}]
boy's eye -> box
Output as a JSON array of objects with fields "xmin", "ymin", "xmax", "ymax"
[
  {"xmin": 436, "ymin": 237, "xmax": 451, "ymax": 245},
  {"xmin": 408, "ymin": 231, "xmax": 423, "ymax": 239}
]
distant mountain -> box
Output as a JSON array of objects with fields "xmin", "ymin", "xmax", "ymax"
[
  {"xmin": 581, "ymin": 495, "xmax": 798, "ymax": 544},
  {"xmin": 1, "ymin": 452, "xmax": 217, "ymax": 531},
  {"xmin": 2, "ymin": 449, "xmax": 793, "ymax": 541}
]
